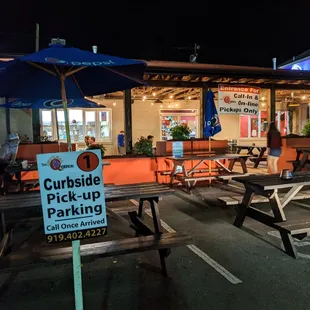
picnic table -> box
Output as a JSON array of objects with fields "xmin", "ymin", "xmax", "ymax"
[
  {"xmin": 166, "ymin": 154, "xmax": 248, "ymax": 194},
  {"xmin": 0, "ymin": 182, "xmax": 191, "ymax": 276},
  {"xmin": 235, "ymin": 145, "xmax": 267, "ymax": 168},
  {"xmin": 233, "ymin": 172, "xmax": 310, "ymax": 258},
  {"xmin": 288, "ymin": 148, "xmax": 310, "ymax": 172}
]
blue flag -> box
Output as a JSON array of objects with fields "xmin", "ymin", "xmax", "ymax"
[{"xmin": 203, "ymin": 90, "xmax": 222, "ymax": 137}]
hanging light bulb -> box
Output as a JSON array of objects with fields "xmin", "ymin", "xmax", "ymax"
[
  {"xmin": 188, "ymin": 96, "xmax": 191, "ymax": 100},
  {"xmin": 152, "ymin": 92, "xmax": 156, "ymax": 97},
  {"xmin": 113, "ymin": 101, "xmax": 116, "ymax": 106}
]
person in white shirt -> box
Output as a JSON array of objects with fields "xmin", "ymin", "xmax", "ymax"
[{"xmin": 0, "ymin": 133, "xmax": 20, "ymax": 194}]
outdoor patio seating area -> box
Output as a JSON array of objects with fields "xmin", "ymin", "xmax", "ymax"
[{"xmin": 1, "ymin": 181, "xmax": 310, "ymax": 309}]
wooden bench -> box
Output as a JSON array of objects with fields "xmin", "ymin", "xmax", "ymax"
[
  {"xmin": 0, "ymin": 182, "xmax": 191, "ymax": 276},
  {"xmin": 0, "ymin": 232, "xmax": 192, "ymax": 272},
  {"xmin": 249, "ymin": 156, "xmax": 267, "ymax": 162},
  {"xmin": 274, "ymin": 220, "xmax": 310, "ymax": 258},
  {"xmin": 218, "ymin": 190, "xmax": 310, "ymax": 205}
]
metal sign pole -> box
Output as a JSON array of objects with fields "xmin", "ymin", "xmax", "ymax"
[{"xmin": 60, "ymin": 75, "xmax": 83, "ymax": 309}]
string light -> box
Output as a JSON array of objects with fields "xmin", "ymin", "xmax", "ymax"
[
  {"xmin": 169, "ymin": 95, "xmax": 173, "ymax": 99},
  {"xmin": 188, "ymin": 96, "xmax": 191, "ymax": 100},
  {"xmin": 152, "ymin": 92, "xmax": 156, "ymax": 97},
  {"xmin": 303, "ymin": 95, "xmax": 306, "ymax": 100},
  {"xmin": 113, "ymin": 101, "xmax": 116, "ymax": 106}
]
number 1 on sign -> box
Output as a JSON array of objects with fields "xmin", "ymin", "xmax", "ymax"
[
  {"xmin": 77, "ymin": 151, "xmax": 99, "ymax": 172},
  {"xmin": 83, "ymin": 155, "xmax": 90, "ymax": 169}
]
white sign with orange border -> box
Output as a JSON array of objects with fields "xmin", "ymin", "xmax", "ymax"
[{"xmin": 218, "ymin": 84, "xmax": 260, "ymax": 115}]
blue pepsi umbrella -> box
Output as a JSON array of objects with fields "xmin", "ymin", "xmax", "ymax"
[
  {"xmin": 203, "ymin": 90, "xmax": 222, "ymax": 138},
  {"xmin": 0, "ymin": 44, "xmax": 146, "ymax": 149},
  {"xmin": 2, "ymin": 97, "xmax": 105, "ymax": 109}
]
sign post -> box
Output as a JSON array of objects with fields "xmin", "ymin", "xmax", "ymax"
[{"xmin": 37, "ymin": 150, "xmax": 107, "ymax": 310}]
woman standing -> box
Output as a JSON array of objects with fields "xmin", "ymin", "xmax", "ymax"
[{"xmin": 267, "ymin": 122, "xmax": 282, "ymax": 173}]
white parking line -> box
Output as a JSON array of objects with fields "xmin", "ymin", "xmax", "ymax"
[{"xmin": 130, "ymin": 199, "xmax": 242, "ymax": 284}]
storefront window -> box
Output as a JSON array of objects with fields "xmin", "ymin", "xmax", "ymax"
[
  {"xmin": 41, "ymin": 108, "xmax": 112, "ymax": 142},
  {"xmin": 160, "ymin": 109, "xmax": 198, "ymax": 140},
  {"xmin": 41, "ymin": 110, "xmax": 53, "ymax": 138},
  {"xmin": 240, "ymin": 110, "xmax": 288, "ymax": 138},
  {"xmin": 85, "ymin": 111, "xmax": 96, "ymax": 137}
]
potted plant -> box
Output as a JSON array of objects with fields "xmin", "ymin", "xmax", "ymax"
[
  {"xmin": 134, "ymin": 136, "xmax": 153, "ymax": 156},
  {"xmin": 170, "ymin": 124, "xmax": 191, "ymax": 140},
  {"xmin": 302, "ymin": 120, "xmax": 310, "ymax": 137},
  {"xmin": 87, "ymin": 143, "xmax": 106, "ymax": 158}
]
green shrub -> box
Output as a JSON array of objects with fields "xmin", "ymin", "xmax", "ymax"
[
  {"xmin": 134, "ymin": 136, "xmax": 153, "ymax": 156},
  {"xmin": 170, "ymin": 124, "xmax": 191, "ymax": 140},
  {"xmin": 302, "ymin": 120, "xmax": 310, "ymax": 137}
]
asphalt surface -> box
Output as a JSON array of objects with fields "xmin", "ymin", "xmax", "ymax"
[{"xmin": 1, "ymin": 183, "xmax": 310, "ymax": 310}]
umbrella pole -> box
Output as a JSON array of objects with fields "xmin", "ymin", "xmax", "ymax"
[
  {"xmin": 60, "ymin": 76, "xmax": 72, "ymax": 152},
  {"xmin": 208, "ymin": 137, "xmax": 212, "ymax": 187},
  {"xmin": 60, "ymin": 75, "xmax": 84, "ymax": 310},
  {"xmin": 55, "ymin": 108, "xmax": 60, "ymax": 152}
]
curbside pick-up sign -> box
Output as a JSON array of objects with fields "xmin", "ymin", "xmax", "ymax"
[
  {"xmin": 37, "ymin": 150, "xmax": 107, "ymax": 243},
  {"xmin": 218, "ymin": 84, "xmax": 260, "ymax": 115}
]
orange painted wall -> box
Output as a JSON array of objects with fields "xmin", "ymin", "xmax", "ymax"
[
  {"xmin": 278, "ymin": 138, "xmax": 310, "ymax": 172},
  {"xmin": 18, "ymin": 155, "xmax": 230, "ymax": 186},
  {"xmin": 16, "ymin": 143, "xmax": 76, "ymax": 161}
]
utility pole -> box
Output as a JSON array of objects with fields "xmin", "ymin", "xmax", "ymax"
[
  {"xmin": 32, "ymin": 23, "xmax": 40, "ymax": 141},
  {"xmin": 35, "ymin": 23, "xmax": 39, "ymax": 51}
]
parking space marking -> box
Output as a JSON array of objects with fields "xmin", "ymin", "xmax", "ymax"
[{"xmin": 130, "ymin": 199, "xmax": 242, "ymax": 284}]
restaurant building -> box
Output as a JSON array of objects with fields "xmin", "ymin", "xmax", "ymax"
[{"xmin": 2, "ymin": 57, "xmax": 310, "ymax": 155}]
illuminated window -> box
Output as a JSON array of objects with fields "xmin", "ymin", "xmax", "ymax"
[
  {"xmin": 40, "ymin": 108, "xmax": 112, "ymax": 142},
  {"xmin": 240, "ymin": 111, "xmax": 288, "ymax": 138}
]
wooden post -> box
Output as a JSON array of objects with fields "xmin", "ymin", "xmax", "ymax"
[
  {"xmin": 200, "ymin": 87, "xmax": 207, "ymax": 138},
  {"xmin": 32, "ymin": 110, "xmax": 41, "ymax": 143},
  {"xmin": 270, "ymin": 85, "xmax": 276, "ymax": 122},
  {"xmin": 5, "ymin": 98, "xmax": 10, "ymax": 135},
  {"xmin": 123, "ymin": 89, "xmax": 132, "ymax": 154}
]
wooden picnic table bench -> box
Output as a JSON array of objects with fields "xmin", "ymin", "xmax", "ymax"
[
  {"xmin": 0, "ymin": 182, "xmax": 192, "ymax": 276},
  {"xmin": 4, "ymin": 161, "xmax": 111, "ymax": 193},
  {"xmin": 235, "ymin": 145, "xmax": 267, "ymax": 168},
  {"xmin": 166, "ymin": 154, "xmax": 248, "ymax": 194},
  {"xmin": 288, "ymin": 148, "xmax": 310, "ymax": 172},
  {"xmin": 233, "ymin": 172, "xmax": 310, "ymax": 258}
]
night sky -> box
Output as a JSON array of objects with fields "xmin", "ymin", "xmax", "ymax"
[{"xmin": 0, "ymin": 1, "xmax": 309, "ymax": 67}]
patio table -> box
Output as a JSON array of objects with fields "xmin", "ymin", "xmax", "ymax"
[
  {"xmin": 166, "ymin": 154, "xmax": 248, "ymax": 194},
  {"xmin": 233, "ymin": 172, "xmax": 310, "ymax": 258},
  {"xmin": 235, "ymin": 145, "xmax": 267, "ymax": 168},
  {"xmin": 0, "ymin": 182, "xmax": 191, "ymax": 276}
]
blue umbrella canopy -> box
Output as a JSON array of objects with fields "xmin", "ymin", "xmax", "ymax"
[
  {"xmin": 203, "ymin": 90, "xmax": 222, "ymax": 137},
  {"xmin": 0, "ymin": 44, "xmax": 146, "ymax": 99},
  {"xmin": 2, "ymin": 98, "xmax": 105, "ymax": 109},
  {"xmin": 0, "ymin": 44, "xmax": 146, "ymax": 149}
]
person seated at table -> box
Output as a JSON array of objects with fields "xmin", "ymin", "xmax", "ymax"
[
  {"xmin": 0, "ymin": 133, "xmax": 20, "ymax": 194},
  {"xmin": 147, "ymin": 135, "xmax": 154, "ymax": 144},
  {"xmin": 84, "ymin": 135, "xmax": 90, "ymax": 149},
  {"xmin": 267, "ymin": 122, "xmax": 282, "ymax": 174},
  {"xmin": 88, "ymin": 136, "xmax": 96, "ymax": 146}
]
